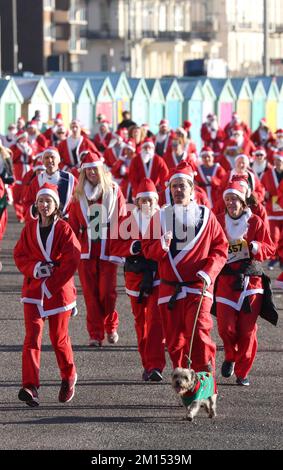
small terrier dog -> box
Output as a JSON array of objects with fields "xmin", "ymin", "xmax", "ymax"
[{"xmin": 172, "ymin": 367, "xmax": 217, "ymax": 422}]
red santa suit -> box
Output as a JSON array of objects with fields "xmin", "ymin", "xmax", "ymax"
[
  {"xmin": 201, "ymin": 120, "xmax": 225, "ymax": 158},
  {"xmin": 215, "ymin": 183, "xmax": 275, "ymax": 380},
  {"xmin": 23, "ymin": 169, "xmax": 76, "ymax": 222},
  {"xmin": 58, "ymin": 135, "xmax": 98, "ymax": 178},
  {"xmin": 111, "ymin": 179, "xmax": 166, "ymax": 375},
  {"xmin": 10, "ymin": 133, "xmax": 34, "ymax": 222},
  {"xmin": 261, "ymin": 161, "xmax": 283, "ymax": 258},
  {"xmin": 128, "ymin": 139, "xmax": 169, "ymax": 197},
  {"xmin": 163, "ymin": 145, "xmax": 197, "ymax": 172},
  {"xmin": 142, "ymin": 166, "xmax": 228, "ymax": 374},
  {"xmin": 224, "ymin": 114, "xmax": 251, "ymax": 139},
  {"xmin": 111, "ymin": 140, "xmax": 136, "ymax": 201},
  {"xmin": 13, "ymin": 191, "xmax": 81, "ymax": 389},
  {"xmin": 219, "ymin": 167, "xmax": 265, "ymax": 204},
  {"xmin": 251, "ymin": 120, "xmax": 274, "ymax": 149},
  {"xmin": 195, "ymin": 162, "xmax": 226, "ymax": 208},
  {"xmin": 220, "ymin": 136, "xmax": 255, "ymax": 171},
  {"xmin": 68, "ymin": 153, "xmax": 126, "ymax": 344},
  {"xmin": 154, "ymin": 120, "xmax": 173, "ymax": 157},
  {"xmin": 93, "ymin": 120, "xmax": 113, "ymax": 153}
]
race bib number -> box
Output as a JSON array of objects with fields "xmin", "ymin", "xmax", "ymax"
[
  {"xmin": 272, "ymin": 195, "xmax": 282, "ymax": 213},
  {"xmin": 227, "ymin": 239, "xmax": 250, "ymax": 264}
]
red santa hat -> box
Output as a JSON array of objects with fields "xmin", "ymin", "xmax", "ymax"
[
  {"xmin": 36, "ymin": 183, "xmax": 60, "ymax": 208},
  {"xmin": 33, "ymin": 159, "xmax": 46, "ymax": 172},
  {"xmin": 42, "ymin": 147, "xmax": 60, "ymax": 160},
  {"xmin": 142, "ymin": 138, "xmax": 155, "ymax": 149},
  {"xmin": 260, "ymin": 117, "xmax": 267, "ymax": 125},
  {"xmin": 159, "ymin": 119, "xmax": 169, "ymax": 127},
  {"xmin": 100, "ymin": 119, "xmax": 110, "ymax": 126},
  {"xmin": 273, "ymin": 151, "xmax": 283, "ymax": 162},
  {"xmin": 200, "ymin": 146, "xmax": 214, "ymax": 156},
  {"xmin": 168, "ymin": 161, "xmax": 195, "ymax": 185},
  {"xmin": 230, "ymin": 174, "xmax": 251, "ymax": 197},
  {"xmin": 136, "ymin": 177, "xmax": 158, "ymax": 200},
  {"xmin": 15, "ymin": 130, "xmax": 28, "ymax": 141},
  {"xmin": 232, "ymin": 124, "xmax": 243, "ymax": 133},
  {"xmin": 253, "ymin": 146, "xmax": 266, "ymax": 157},
  {"xmin": 56, "ymin": 125, "xmax": 66, "ymax": 134},
  {"xmin": 27, "ymin": 120, "xmax": 38, "ymax": 129},
  {"xmin": 275, "ymin": 129, "xmax": 283, "ymax": 136},
  {"xmin": 55, "ymin": 113, "xmax": 63, "ymax": 124},
  {"xmin": 32, "ymin": 151, "xmax": 44, "ymax": 161},
  {"xmin": 235, "ymin": 154, "xmax": 250, "ymax": 167},
  {"xmin": 17, "ymin": 116, "xmax": 25, "ymax": 123},
  {"xmin": 223, "ymin": 180, "xmax": 247, "ymax": 204},
  {"xmin": 183, "ymin": 120, "xmax": 192, "ymax": 130},
  {"xmin": 80, "ymin": 151, "xmax": 103, "ymax": 170}
]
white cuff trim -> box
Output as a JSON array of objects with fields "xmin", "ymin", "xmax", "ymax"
[
  {"xmin": 33, "ymin": 262, "xmax": 41, "ymax": 279},
  {"xmin": 250, "ymin": 241, "xmax": 259, "ymax": 255},
  {"xmin": 196, "ymin": 270, "xmax": 211, "ymax": 287}
]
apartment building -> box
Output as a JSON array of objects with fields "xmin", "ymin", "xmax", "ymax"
[
  {"xmin": 82, "ymin": 0, "xmax": 283, "ymax": 78},
  {"xmin": 0, "ymin": 0, "xmax": 88, "ymax": 75}
]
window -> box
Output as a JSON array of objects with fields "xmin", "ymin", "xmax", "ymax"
[
  {"xmin": 159, "ymin": 4, "xmax": 166, "ymax": 32},
  {"xmin": 175, "ymin": 5, "xmax": 183, "ymax": 31}
]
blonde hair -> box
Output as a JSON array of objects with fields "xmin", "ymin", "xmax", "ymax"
[{"xmin": 74, "ymin": 165, "xmax": 113, "ymax": 200}]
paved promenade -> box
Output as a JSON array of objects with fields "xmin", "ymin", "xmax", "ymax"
[{"xmin": 0, "ymin": 207, "xmax": 282, "ymax": 451}]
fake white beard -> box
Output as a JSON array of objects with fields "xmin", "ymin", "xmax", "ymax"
[
  {"xmin": 225, "ymin": 209, "xmax": 251, "ymax": 241},
  {"xmin": 44, "ymin": 170, "xmax": 60, "ymax": 185},
  {"xmin": 18, "ymin": 142, "xmax": 31, "ymax": 154},
  {"xmin": 84, "ymin": 181, "xmax": 103, "ymax": 201},
  {"xmin": 253, "ymin": 160, "xmax": 267, "ymax": 175},
  {"xmin": 141, "ymin": 149, "xmax": 154, "ymax": 164},
  {"xmin": 210, "ymin": 120, "xmax": 218, "ymax": 131},
  {"xmin": 276, "ymin": 138, "xmax": 283, "ymax": 149},
  {"xmin": 174, "ymin": 200, "xmax": 202, "ymax": 229},
  {"xmin": 234, "ymin": 136, "xmax": 244, "ymax": 147}
]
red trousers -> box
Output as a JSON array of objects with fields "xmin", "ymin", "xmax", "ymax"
[
  {"xmin": 216, "ymin": 294, "xmax": 262, "ymax": 379},
  {"xmin": 12, "ymin": 183, "xmax": 24, "ymax": 222},
  {"xmin": 22, "ymin": 304, "xmax": 76, "ymax": 388},
  {"xmin": 78, "ymin": 258, "xmax": 119, "ymax": 341},
  {"xmin": 130, "ymin": 288, "xmax": 166, "ymax": 372},
  {"xmin": 159, "ymin": 295, "xmax": 216, "ymax": 373},
  {"xmin": 269, "ymin": 219, "xmax": 283, "ymax": 260}
]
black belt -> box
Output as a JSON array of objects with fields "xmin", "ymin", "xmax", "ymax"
[{"xmin": 160, "ymin": 279, "xmax": 197, "ymax": 311}]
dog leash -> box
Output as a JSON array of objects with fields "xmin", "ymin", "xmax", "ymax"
[{"xmin": 186, "ymin": 279, "xmax": 208, "ymax": 370}]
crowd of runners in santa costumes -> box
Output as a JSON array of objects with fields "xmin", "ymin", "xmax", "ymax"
[{"xmin": 0, "ymin": 108, "xmax": 280, "ymax": 406}]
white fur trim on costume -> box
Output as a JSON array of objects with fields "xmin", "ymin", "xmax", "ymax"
[
  {"xmin": 161, "ymin": 234, "xmax": 170, "ymax": 252},
  {"xmin": 158, "ymin": 288, "xmax": 213, "ymax": 305},
  {"xmin": 196, "ymin": 271, "xmax": 211, "ymax": 287},
  {"xmin": 42, "ymin": 281, "xmax": 52, "ymax": 299},
  {"xmin": 33, "ymin": 262, "xmax": 42, "ymax": 279},
  {"xmin": 250, "ymin": 241, "xmax": 259, "ymax": 255},
  {"xmin": 169, "ymin": 173, "xmax": 194, "ymax": 184},
  {"xmin": 136, "ymin": 191, "xmax": 158, "ymax": 200},
  {"xmin": 37, "ymin": 301, "xmax": 77, "ymax": 318},
  {"xmin": 81, "ymin": 160, "xmax": 103, "ymax": 169},
  {"xmin": 223, "ymin": 188, "xmax": 246, "ymax": 203},
  {"xmin": 36, "ymin": 188, "xmax": 60, "ymax": 208}
]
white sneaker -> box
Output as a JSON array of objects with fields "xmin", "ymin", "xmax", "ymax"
[{"xmin": 107, "ymin": 332, "xmax": 119, "ymax": 344}]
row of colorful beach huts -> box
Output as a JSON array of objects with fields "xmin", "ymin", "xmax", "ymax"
[{"xmin": 1, "ymin": 72, "xmax": 283, "ymax": 152}]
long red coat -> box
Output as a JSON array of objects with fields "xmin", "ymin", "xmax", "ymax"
[
  {"xmin": 215, "ymin": 211, "xmax": 275, "ymax": 309},
  {"xmin": 23, "ymin": 170, "xmax": 76, "ymax": 221},
  {"xmin": 128, "ymin": 154, "xmax": 169, "ymax": 197},
  {"xmin": 58, "ymin": 136, "xmax": 98, "ymax": 176},
  {"xmin": 195, "ymin": 163, "xmax": 227, "ymax": 207},
  {"xmin": 142, "ymin": 204, "xmax": 228, "ymax": 305},
  {"xmin": 13, "ymin": 218, "xmax": 81, "ymax": 317},
  {"xmin": 10, "ymin": 143, "xmax": 34, "ymax": 182},
  {"xmin": 68, "ymin": 182, "xmax": 126, "ymax": 263}
]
